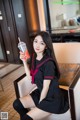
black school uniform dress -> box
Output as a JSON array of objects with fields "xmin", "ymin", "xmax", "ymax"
[{"xmin": 30, "ymin": 54, "xmax": 69, "ymax": 114}]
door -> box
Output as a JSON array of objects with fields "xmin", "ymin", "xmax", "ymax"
[
  {"xmin": 0, "ymin": 0, "xmax": 20, "ymax": 63},
  {"xmin": 0, "ymin": 25, "xmax": 7, "ymax": 62}
]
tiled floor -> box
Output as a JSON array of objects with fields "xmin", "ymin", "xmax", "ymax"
[
  {"xmin": 0, "ymin": 65, "xmax": 25, "ymax": 120},
  {"xmin": 0, "ymin": 62, "xmax": 9, "ymax": 69}
]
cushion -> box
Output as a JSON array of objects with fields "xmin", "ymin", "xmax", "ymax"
[{"xmin": 58, "ymin": 64, "xmax": 80, "ymax": 86}]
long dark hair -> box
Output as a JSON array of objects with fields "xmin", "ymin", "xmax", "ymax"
[{"xmin": 33, "ymin": 31, "xmax": 60, "ymax": 78}]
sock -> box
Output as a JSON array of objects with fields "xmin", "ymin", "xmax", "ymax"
[
  {"xmin": 13, "ymin": 99, "xmax": 28, "ymax": 118},
  {"xmin": 21, "ymin": 114, "xmax": 33, "ymax": 120}
]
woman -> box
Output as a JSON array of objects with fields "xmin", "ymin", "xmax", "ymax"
[{"xmin": 13, "ymin": 31, "xmax": 69, "ymax": 120}]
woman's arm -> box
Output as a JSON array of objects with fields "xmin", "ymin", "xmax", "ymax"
[
  {"xmin": 39, "ymin": 80, "xmax": 51, "ymax": 102},
  {"xmin": 20, "ymin": 51, "xmax": 31, "ymax": 80},
  {"xmin": 23, "ymin": 61, "xmax": 31, "ymax": 80}
]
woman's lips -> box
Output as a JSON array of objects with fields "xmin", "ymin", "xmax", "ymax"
[{"xmin": 36, "ymin": 48, "xmax": 39, "ymax": 50}]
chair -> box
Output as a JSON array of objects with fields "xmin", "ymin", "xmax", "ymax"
[{"xmin": 14, "ymin": 43, "xmax": 80, "ymax": 120}]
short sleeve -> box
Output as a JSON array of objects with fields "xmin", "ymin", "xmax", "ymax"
[{"xmin": 44, "ymin": 61, "xmax": 55, "ymax": 80}]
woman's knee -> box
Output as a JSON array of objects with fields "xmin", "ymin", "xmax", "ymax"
[
  {"xmin": 13, "ymin": 99, "xmax": 29, "ymax": 117},
  {"xmin": 13, "ymin": 99, "xmax": 20, "ymax": 110},
  {"xmin": 13, "ymin": 99, "xmax": 25, "ymax": 111}
]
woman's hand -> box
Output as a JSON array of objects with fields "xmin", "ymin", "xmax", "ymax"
[
  {"xmin": 19, "ymin": 50, "xmax": 30, "ymax": 61},
  {"xmin": 39, "ymin": 80, "xmax": 51, "ymax": 103},
  {"xmin": 20, "ymin": 51, "xmax": 31, "ymax": 79},
  {"xmin": 19, "ymin": 51, "xmax": 27, "ymax": 61}
]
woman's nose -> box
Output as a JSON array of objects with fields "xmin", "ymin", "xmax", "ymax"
[{"xmin": 36, "ymin": 43, "xmax": 40, "ymax": 48}]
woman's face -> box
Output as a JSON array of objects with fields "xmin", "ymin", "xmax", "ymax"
[{"xmin": 33, "ymin": 35, "xmax": 46, "ymax": 55}]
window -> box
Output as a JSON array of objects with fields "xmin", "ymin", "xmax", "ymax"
[{"xmin": 48, "ymin": 0, "xmax": 80, "ymax": 30}]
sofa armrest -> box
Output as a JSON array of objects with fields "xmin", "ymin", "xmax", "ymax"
[
  {"xmin": 69, "ymin": 68, "xmax": 80, "ymax": 120},
  {"xmin": 14, "ymin": 73, "xmax": 36, "ymax": 98}
]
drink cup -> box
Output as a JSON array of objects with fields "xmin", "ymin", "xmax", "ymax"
[
  {"xmin": 18, "ymin": 37, "xmax": 30, "ymax": 76},
  {"xmin": 18, "ymin": 37, "xmax": 30, "ymax": 60},
  {"xmin": 18, "ymin": 41, "xmax": 27, "ymax": 52}
]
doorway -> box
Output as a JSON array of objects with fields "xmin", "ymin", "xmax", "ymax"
[
  {"xmin": 0, "ymin": 25, "xmax": 7, "ymax": 62},
  {"xmin": 0, "ymin": 0, "xmax": 20, "ymax": 63}
]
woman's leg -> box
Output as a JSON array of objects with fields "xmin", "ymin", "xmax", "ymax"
[
  {"xmin": 22, "ymin": 107, "xmax": 51, "ymax": 120},
  {"xmin": 19, "ymin": 94, "xmax": 35, "ymax": 108},
  {"xmin": 13, "ymin": 94, "xmax": 36, "ymax": 119}
]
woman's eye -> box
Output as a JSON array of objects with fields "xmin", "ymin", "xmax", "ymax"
[
  {"xmin": 41, "ymin": 42, "xmax": 45, "ymax": 45},
  {"xmin": 34, "ymin": 40, "xmax": 37, "ymax": 43}
]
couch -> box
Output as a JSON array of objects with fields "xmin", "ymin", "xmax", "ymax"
[{"xmin": 14, "ymin": 43, "xmax": 80, "ymax": 120}]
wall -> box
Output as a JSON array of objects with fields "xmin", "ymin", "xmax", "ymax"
[
  {"xmin": 24, "ymin": 0, "xmax": 40, "ymax": 33},
  {"xmin": 37, "ymin": 0, "xmax": 46, "ymax": 31}
]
